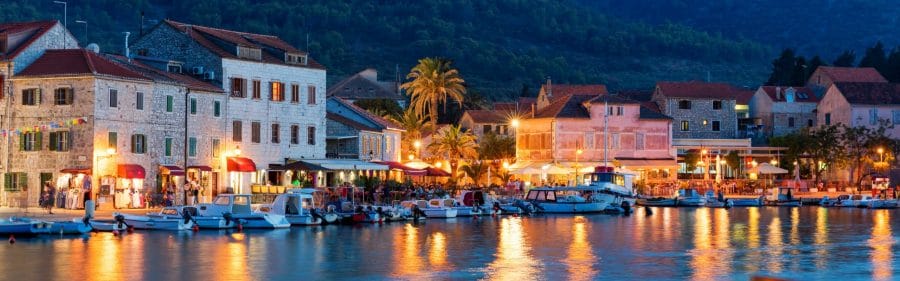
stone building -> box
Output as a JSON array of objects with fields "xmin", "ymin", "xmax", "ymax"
[
  {"xmin": 818, "ymin": 82, "xmax": 900, "ymax": 138},
  {"xmin": 132, "ymin": 20, "xmax": 327, "ymax": 194},
  {"xmin": 806, "ymin": 66, "xmax": 887, "ymax": 95},
  {"xmin": 652, "ymin": 81, "xmax": 745, "ymax": 139},
  {"xmin": 327, "ymin": 68, "xmax": 405, "ymax": 108},
  {"xmin": 459, "ymin": 109, "xmax": 513, "ymax": 142},
  {"xmin": 749, "ymin": 86, "xmax": 818, "ymax": 138}
]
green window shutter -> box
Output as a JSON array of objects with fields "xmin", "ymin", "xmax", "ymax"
[
  {"xmin": 49, "ymin": 132, "xmax": 58, "ymax": 151},
  {"xmin": 18, "ymin": 173, "xmax": 27, "ymax": 191},
  {"xmin": 214, "ymin": 101, "xmax": 221, "ymax": 116},
  {"xmin": 108, "ymin": 132, "xmax": 117, "ymax": 149},
  {"xmin": 67, "ymin": 131, "xmax": 74, "ymax": 151},
  {"xmin": 166, "ymin": 96, "xmax": 173, "ymax": 112},
  {"xmin": 19, "ymin": 134, "xmax": 24, "ymax": 151},
  {"xmin": 4, "ymin": 174, "xmax": 11, "ymax": 191},
  {"xmin": 66, "ymin": 89, "xmax": 74, "ymax": 104},
  {"xmin": 35, "ymin": 132, "xmax": 42, "ymax": 150},
  {"xmin": 165, "ymin": 138, "xmax": 172, "ymax": 156}
]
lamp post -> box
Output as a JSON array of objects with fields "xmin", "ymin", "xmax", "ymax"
[
  {"xmin": 75, "ymin": 20, "xmax": 87, "ymax": 42},
  {"xmin": 574, "ymin": 148, "xmax": 583, "ymax": 185},
  {"xmin": 53, "ymin": 1, "xmax": 67, "ymax": 47}
]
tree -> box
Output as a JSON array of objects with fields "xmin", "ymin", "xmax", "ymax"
[
  {"xmin": 807, "ymin": 125, "xmax": 844, "ymax": 184},
  {"xmin": 460, "ymin": 162, "xmax": 489, "ymax": 186},
  {"xmin": 428, "ymin": 125, "xmax": 478, "ymax": 182},
  {"xmin": 401, "ymin": 57, "xmax": 466, "ymax": 128},
  {"xmin": 833, "ymin": 50, "xmax": 856, "ymax": 67},
  {"xmin": 494, "ymin": 170, "xmax": 514, "ymax": 185},
  {"xmin": 353, "ymin": 99, "xmax": 404, "ymax": 120},
  {"xmin": 766, "ymin": 48, "xmax": 798, "ymax": 86},
  {"xmin": 859, "ymin": 41, "xmax": 887, "ymax": 71},
  {"xmin": 883, "ymin": 48, "xmax": 900, "ymax": 82},
  {"xmin": 387, "ymin": 109, "xmax": 432, "ymax": 160},
  {"xmin": 724, "ymin": 150, "xmax": 742, "ymax": 178},
  {"xmin": 683, "ymin": 149, "xmax": 701, "ymax": 178},
  {"xmin": 477, "ymin": 132, "xmax": 516, "ymax": 161}
]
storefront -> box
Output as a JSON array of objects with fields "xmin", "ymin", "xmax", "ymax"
[
  {"xmin": 187, "ymin": 166, "xmax": 215, "ymax": 203},
  {"xmin": 301, "ymin": 159, "xmax": 389, "ymax": 187},
  {"xmin": 226, "ymin": 157, "xmax": 257, "ymax": 194},
  {"xmin": 159, "ymin": 165, "xmax": 184, "ymax": 204},
  {"xmin": 58, "ymin": 167, "xmax": 91, "ymax": 209},
  {"xmin": 115, "ymin": 164, "xmax": 146, "ymax": 208}
]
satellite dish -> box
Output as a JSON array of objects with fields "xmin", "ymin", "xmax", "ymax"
[{"xmin": 86, "ymin": 43, "xmax": 100, "ymax": 53}]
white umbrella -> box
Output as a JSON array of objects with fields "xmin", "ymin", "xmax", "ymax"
[{"xmin": 753, "ymin": 163, "xmax": 788, "ymax": 174}]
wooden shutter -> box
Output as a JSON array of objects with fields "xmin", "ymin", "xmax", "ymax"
[
  {"xmin": 49, "ymin": 132, "xmax": 58, "ymax": 151},
  {"xmin": 131, "ymin": 135, "xmax": 137, "ymax": 153},
  {"xmin": 4, "ymin": 174, "xmax": 11, "ymax": 191},
  {"xmin": 35, "ymin": 132, "xmax": 42, "ymax": 150},
  {"xmin": 19, "ymin": 134, "xmax": 25, "ymax": 151},
  {"xmin": 67, "ymin": 131, "xmax": 74, "ymax": 151},
  {"xmin": 18, "ymin": 173, "xmax": 27, "ymax": 191},
  {"xmin": 66, "ymin": 89, "xmax": 74, "ymax": 104},
  {"xmin": 35, "ymin": 89, "xmax": 41, "ymax": 104}
]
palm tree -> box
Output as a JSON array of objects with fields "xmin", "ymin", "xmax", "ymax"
[
  {"xmin": 494, "ymin": 170, "xmax": 514, "ymax": 185},
  {"xmin": 428, "ymin": 125, "xmax": 478, "ymax": 182},
  {"xmin": 460, "ymin": 162, "xmax": 489, "ymax": 186},
  {"xmin": 387, "ymin": 109, "xmax": 433, "ymax": 159},
  {"xmin": 401, "ymin": 57, "xmax": 466, "ymax": 128}
]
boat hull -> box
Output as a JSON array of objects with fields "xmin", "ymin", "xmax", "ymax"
[
  {"xmin": 0, "ymin": 220, "xmax": 53, "ymax": 235},
  {"xmin": 90, "ymin": 220, "xmax": 128, "ymax": 232},
  {"xmin": 729, "ymin": 199, "xmax": 762, "ymax": 207},
  {"xmin": 286, "ymin": 215, "xmax": 321, "ymax": 225},
  {"xmin": 676, "ymin": 198, "xmax": 706, "ymax": 207},
  {"xmin": 121, "ymin": 214, "xmax": 193, "ymax": 231},
  {"xmin": 49, "ymin": 219, "xmax": 92, "ymax": 234},
  {"xmin": 637, "ymin": 198, "xmax": 677, "ymax": 207},
  {"xmin": 868, "ymin": 200, "xmax": 898, "ymax": 209},
  {"xmin": 423, "ymin": 209, "xmax": 458, "ymax": 218},
  {"xmin": 767, "ymin": 200, "xmax": 802, "ymax": 207},
  {"xmin": 194, "ymin": 217, "xmax": 234, "ymax": 229},
  {"xmin": 233, "ymin": 214, "xmax": 291, "ymax": 228},
  {"xmin": 532, "ymin": 202, "xmax": 610, "ymax": 214}
]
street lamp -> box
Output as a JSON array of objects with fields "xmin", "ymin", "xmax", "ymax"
[
  {"xmin": 53, "ymin": 1, "xmax": 67, "ymax": 47},
  {"xmin": 878, "ymin": 147, "xmax": 885, "ymax": 162},
  {"xmin": 574, "ymin": 149, "xmax": 584, "ymax": 184},
  {"xmin": 75, "ymin": 20, "xmax": 88, "ymax": 42},
  {"xmin": 233, "ymin": 146, "xmax": 241, "ymax": 156},
  {"xmin": 413, "ymin": 140, "xmax": 421, "ymax": 159}
]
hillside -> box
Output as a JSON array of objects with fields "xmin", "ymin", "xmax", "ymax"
[{"xmin": 0, "ymin": 0, "xmax": 774, "ymax": 100}]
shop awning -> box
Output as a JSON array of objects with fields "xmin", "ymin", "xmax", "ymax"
[
  {"xmin": 60, "ymin": 167, "xmax": 92, "ymax": 174},
  {"xmin": 117, "ymin": 164, "xmax": 146, "ymax": 179},
  {"xmin": 302, "ymin": 159, "xmax": 388, "ymax": 171},
  {"xmin": 425, "ymin": 167, "xmax": 451, "ymax": 177},
  {"xmin": 186, "ymin": 165, "xmax": 213, "ymax": 171},
  {"xmin": 272, "ymin": 161, "xmax": 331, "ymax": 171},
  {"xmin": 227, "ymin": 157, "xmax": 258, "ymax": 172},
  {"xmin": 617, "ymin": 158, "xmax": 678, "ymax": 168},
  {"xmin": 373, "ymin": 161, "xmax": 427, "ymax": 176},
  {"xmin": 160, "ymin": 165, "xmax": 185, "ymax": 176}
]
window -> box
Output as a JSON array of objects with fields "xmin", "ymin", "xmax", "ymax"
[
  {"xmin": 166, "ymin": 95, "xmax": 173, "ymax": 112},
  {"xmin": 616, "ymin": 106, "xmax": 623, "ymax": 116},
  {"xmin": 712, "ymin": 100, "xmax": 722, "ymax": 110},
  {"xmin": 788, "ymin": 117, "xmax": 795, "ymax": 127},
  {"xmin": 307, "ymin": 85, "xmax": 316, "ymax": 104},
  {"xmin": 251, "ymin": 122, "xmax": 261, "ymax": 143},
  {"xmin": 20, "ymin": 132, "xmax": 41, "ymax": 151},
  {"xmin": 808, "ymin": 119, "xmax": 814, "ymax": 127},
  {"xmin": 165, "ymin": 138, "xmax": 173, "ymax": 157},
  {"xmin": 584, "ymin": 133, "xmax": 594, "ymax": 149},
  {"xmin": 271, "ymin": 123, "xmax": 280, "ymax": 144},
  {"xmin": 190, "ymin": 98, "xmax": 197, "ymax": 115},
  {"xmin": 291, "ymin": 84, "xmax": 300, "ymax": 103},
  {"xmin": 108, "ymin": 132, "xmax": 117, "ymax": 151},
  {"xmin": 22, "ymin": 89, "xmax": 40, "ymax": 105},
  {"xmin": 285, "ymin": 53, "xmax": 307, "ymax": 65},
  {"xmin": 188, "ymin": 137, "xmax": 197, "ymax": 157},
  {"xmin": 167, "ymin": 64, "xmax": 182, "ymax": 73},
  {"xmin": 681, "ymin": 121, "xmax": 690, "ymax": 131},
  {"xmin": 483, "ymin": 125, "xmax": 492, "ymax": 134},
  {"xmin": 131, "ymin": 134, "xmax": 147, "ymax": 154},
  {"xmin": 237, "ymin": 46, "xmax": 262, "ymax": 60},
  {"xmin": 136, "ymin": 92, "xmax": 144, "ymax": 110},
  {"xmin": 109, "ymin": 89, "xmax": 118, "ymax": 108},
  {"xmin": 870, "ymin": 108, "xmax": 878, "ymax": 125},
  {"xmin": 231, "ymin": 78, "xmax": 246, "ymax": 98},
  {"xmin": 712, "ymin": 121, "xmax": 721, "ymax": 131},
  {"xmin": 232, "ymin": 121, "xmax": 242, "ymax": 142},
  {"xmin": 252, "ymin": 80, "xmax": 261, "ymax": 99},
  {"xmin": 607, "ymin": 106, "xmax": 614, "ymax": 115},
  {"xmin": 48, "ymin": 131, "xmax": 71, "ymax": 151},
  {"xmin": 612, "ymin": 133, "xmax": 620, "ymax": 149},
  {"xmin": 212, "ymin": 139, "xmax": 221, "ymax": 157},
  {"xmin": 213, "ymin": 101, "xmax": 221, "ymax": 117},
  {"xmin": 636, "ymin": 133, "xmax": 645, "ymax": 150},
  {"xmin": 4, "ymin": 173, "xmax": 26, "ymax": 192},
  {"xmin": 54, "ymin": 88, "xmax": 73, "ymax": 105},
  {"xmin": 678, "ymin": 100, "xmax": 691, "ymax": 109},
  {"xmin": 270, "ymin": 82, "xmax": 285, "ymax": 101},
  {"xmin": 307, "ymin": 126, "xmax": 316, "ymax": 145},
  {"xmin": 825, "ymin": 113, "xmax": 831, "ymax": 125},
  {"xmin": 290, "ymin": 125, "xmax": 299, "ymax": 144}
]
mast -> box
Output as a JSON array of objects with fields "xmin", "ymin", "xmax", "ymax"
[{"xmin": 604, "ymin": 97, "xmax": 608, "ymax": 167}]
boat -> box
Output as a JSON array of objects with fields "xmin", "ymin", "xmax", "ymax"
[
  {"xmin": 430, "ymin": 198, "xmax": 480, "ymax": 216},
  {"xmin": 198, "ymin": 194, "xmax": 291, "ymax": 229},
  {"xmin": 703, "ymin": 191, "xmax": 733, "ymax": 208},
  {"xmin": 636, "ymin": 197, "xmax": 677, "ymax": 207},
  {"xmin": 867, "ymin": 198, "xmax": 899, "ymax": 209},
  {"xmin": 765, "ymin": 187, "xmax": 802, "ymax": 207},
  {"xmin": 835, "ymin": 195, "xmax": 874, "ymax": 208},
  {"xmin": 0, "ymin": 217, "xmax": 54, "ymax": 236},
  {"xmin": 405, "ymin": 200, "xmax": 457, "ymax": 218},
  {"xmin": 525, "ymin": 186, "xmax": 611, "ymax": 213},
  {"xmin": 48, "ymin": 217, "xmax": 93, "ymax": 234},
  {"xmin": 581, "ymin": 166, "xmax": 639, "ymax": 212},
  {"xmin": 675, "ymin": 189, "xmax": 706, "ymax": 207},
  {"xmin": 90, "ymin": 219, "xmax": 129, "ymax": 232},
  {"xmin": 119, "ymin": 207, "xmax": 196, "ymax": 230},
  {"xmin": 257, "ymin": 188, "xmax": 339, "ymax": 225},
  {"xmin": 729, "ymin": 197, "xmax": 764, "ymax": 207},
  {"xmin": 820, "ymin": 195, "xmax": 850, "ymax": 207}
]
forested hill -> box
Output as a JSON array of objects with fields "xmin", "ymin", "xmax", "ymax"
[{"xmin": 0, "ymin": 0, "xmax": 774, "ymax": 100}]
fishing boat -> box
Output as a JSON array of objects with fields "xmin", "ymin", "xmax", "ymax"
[
  {"xmin": 867, "ymin": 198, "xmax": 899, "ymax": 209},
  {"xmin": 0, "ymin": 217, "xmax": 54, "ymax": 236},
  {"xmin": 765, "ymin": 187, "xmax": 802, "ymax": 207},
  {"xmin": 90, "ymin": 218, "xmax": 129, "ymax": 232},
  {"xmin": 834, "ymin": 194, "xmax": 873, "ymax": 208},
  {"xmin": 458, "ymin": 190, "xmax": 520, "ymax": 215},
  {"xmin": 257, "ymin": 188, "xmax": 339, "ymax": 225},
  {"xmin": 525, "ymin": 186, "xmax": 611, "ymax": 213},
  {"xmin": 636, "ymin": 197, "xmax": 677, "ymax": 207},
  {"xmin": 48, "ymin": 217, "xmax": 92, "ymax": 234},
  {"xmin": 581, "ymin": 166, "xmax": 638, "ymax": 212},
  {"xmin": 198, "ymin": 194, "xmax": 290, "ymax": 228},
  {"xmin": 675, "ymin": 189, "xmax": 706, "ymax": 207},
  {"xmin": 119, "ymin": 207, "xmax": 196, "ymax": 231}
]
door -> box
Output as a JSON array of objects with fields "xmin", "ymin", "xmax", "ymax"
[
  {"xmin": 39, "ymin": 173, "xmax": 52, "ymax": 206},
  {"xmin": 211, "ymin": 172, "xmax": 219, "ymax": 197}
]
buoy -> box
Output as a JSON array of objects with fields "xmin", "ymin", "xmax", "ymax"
[
  {"xmin": 112, "ymin": 230, "xmax": 119, "ymax": 236},
  {"xmin": 513, "ymin": 213, "xmax": 519, "ymax": 217},
  {"xmin": 237, "ymin": 224, "xmax": 243, "ymax": 232},
  {"xmin": 192, "ymin": 224, "xmax": 200, "ymax": 232},
  {"xmin": 8, "ymin": 235, "xmax": 15, "ymax": 244},
  {"xmin": 127, "ymin": 226, "xmax": 134, "ymax": 233}
]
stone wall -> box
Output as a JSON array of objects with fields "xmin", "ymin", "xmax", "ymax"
[
  {"xmin": 131, "ymin": 24, "xmax": 223, "ymax": 86},
  {"xmin": 658, "ymin": 97, "xmax": 738, "ymax": 139},
  {"xmin": 11, "ymin": 22, "xmax": 80, "ymax": 74}
]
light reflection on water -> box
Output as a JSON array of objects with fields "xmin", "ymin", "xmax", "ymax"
[{"xmin": 1, "ymin": 208, "xmax": 899, "ymax": 281}]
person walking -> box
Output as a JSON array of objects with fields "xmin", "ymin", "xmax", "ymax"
[{"xmin": 41, "ymin": 182, "xmax": 55, "ymax": 214}]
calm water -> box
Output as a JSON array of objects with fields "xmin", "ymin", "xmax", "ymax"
[{"xmin": 1, "ymin": 207, "xmax": 897, "ymax": 281}]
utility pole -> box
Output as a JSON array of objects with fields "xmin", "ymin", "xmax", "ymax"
[{"xmin": 53, "ymin": 1, "xmax": 67, "ymax": 47}]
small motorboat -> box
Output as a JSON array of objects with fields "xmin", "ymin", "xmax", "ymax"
[
  {"xmin": 765, "ymin": 187, "xmax": 801, "ymax": 207},
  {"xmin": 867, "ymin": 199, "xmax": 898, "ymax": 209},
  {"xmin": 637, "ymin": 197, "xmax": 677, "ymax": 207},
  {"xmin": 406, "ymin": 200, "xmax": 457, "ymax": 218},
  {"xmin": 430, "ymin": 198, "xmax": 479, "ymax": 216},
  {"xmin": 675, "ymin": 189, "xmax": 706, "ymax": 207},
  {"xmin": 198, "ymin": 194, "xmax": 290, "ymax": 229},
  {"xmin": 90, "ymin": 219, "xmax": 129, "ymax": 232},
  {"xmin": 0, "ymin": 217, "xmax": 54, "ymax": 236},
  {"xmin": 525, "ymin": 187, "xmax": 611, "ymax": 214},
  {"xmin": 48, "ymin": 217, "xmax": 92, "ymax": 234},
  {"xmin": 835, "ymin": 195, "xmax": 872, "ymax": 208},
  {"xmin": 729, "ymin": 197, "xmax": 764, "ymax": 207},
  {"xmin": 820, "ymin": 195, "xmax": 850, "ymax": 207},
  {"xmin": 119, "ymin": 207, "xmax": 196, "ymax": 231}
]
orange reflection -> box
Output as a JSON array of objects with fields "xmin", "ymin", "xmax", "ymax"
[
  {"xmin": 869, "ymin": 210, "xmax": 893, "ymax": 281},
  {"xmin": 789, "ymin": 208, "xmax": 800, "ymax": 246},
  {"xmin": 565, "ymin": 216, "xmax": 597, "ymax": 281},
  {"xmin": 215, "ymin": 232, "xmax": 249, "ymax": 280},
  {"xmin": 429, "ymin": 232, "xmax": 450, "ymax": 270},
  {"xmin": 689, "ymin": 208, "xmax": 715, "ymax": 280},
  {"xmin": 485, "ymin": 217, "xmax": 539, "ymax": 281},
  {"xmin": 814, "ymin": 207, "xmax": 828, "ymax": 269},
  {"xmin": 746, "ymin": 207, "xmax": 761, "ymax": 272},
  {"xmin": 392, "ymin": 223, "xmax": 424, "ymax": 278},
  {"xmin": 86, "ymin": 234, "xmax": 124, "ymax": 280},
  {"xmin": 767, "ymin": 217, "xmax": 783, "ymax": 273}
]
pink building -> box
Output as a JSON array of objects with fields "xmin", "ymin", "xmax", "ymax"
[{"xmin": 513, "ymin": 83, "xmax": 676, "ymax": 184}]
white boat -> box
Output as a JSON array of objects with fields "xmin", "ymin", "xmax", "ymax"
[
  {"xmin": 90, "ymin": 219, "xmax": 129, "ymax": 232},
  {"xmin": 430, "ymin": 198, "xmax": 480, "ymax": 216},
  {"xmin": 705, "ymin": 199, "xmax": 734, "ymax": 208},
  {"xmin": 525, "ymin": 186, "xmax": 611, "ymax": 213},
  {"xmin": 765, "ymin": 187, "xmax": 801, "ymax": 207},
  {"xmin": 48, "ymin": 217, "xmax": 93, "ymax": 234},
  {"xmin": 257, "ymin": 188, "xmax": 339, "ymax": 225},
  {"xmin": 119, "ymin": 207, "xmax": 196, "ymax": 231},
  {"xmin": 0, "ymin": 217, "xmax": 54, "ymax": 236},
  {"xmin": 836, "ymin": 194, "xmax": 873, "ymax": 208},
  {"xmin": 408, "ymin": 200, "xmax": 457, "ymax": 218},
  {"xmin": 675, "ymin": 189, "xmax": 706, "ymax": 207},
  {"xmin": 636, "ymin": 197, "xmax": 677, "ymax": 207},
  {"xmin": 581, "ymin": 166, "xmax": 639, "ymax": 212},
  {"xmin": 198, "ymin": 194, "xmax": 291, "ymax": 228},
  {"xmin": 820, "ymin": 195, "xmax": 850, "ymax": 207},
  {"xmin": 868, "ymin": 199, "xmax": 899, "ymax": 209},
  {"xmin": 397, "ymin": 201, "xmax": 428, "ymax": 221},
  {"xmin": 729, "ymin": 197, "xmax": 764, "ymax": 207}
]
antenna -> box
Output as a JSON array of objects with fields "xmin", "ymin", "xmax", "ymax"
[
  {"xmin": 123, "ymin": 32, "xmax": 131, "ymax": 60},
  {"xmin": 306, "ymin": 33, "xmax": 310, "ymax": 53},
  {"xmin": 139, "ymin": 11, "xmax": 145, "ymax": 36}
]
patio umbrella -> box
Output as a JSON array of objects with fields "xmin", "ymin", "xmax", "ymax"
[{"xmin": 756, "ymin": 163, "xmax": 788, "ymax": 174}]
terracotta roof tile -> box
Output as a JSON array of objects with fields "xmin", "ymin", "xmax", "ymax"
[
  {"xmin": 759, "ymin": 86, "xmax": 818, "ymax": 103},
  {"xmin": 542, "ymin": 84, "xmax": 608, "ymax": 103},
  {"xmin": 817, "ymin": 66, "xmax": 887, "ymax": 83},
  {"xmin": 17, "ymin": 49, "xmax": 147, "ymax": 80},
  {"xmin": 533, "ymin": 94, "xmax": 597, "ymax": 119},
  {"xmin": 108, "ymin": 55, "xmax": 224, "ymax": 93},
  {"xmin": 328, "ymin": 96, "xmax": 401, "ymax": 130},
  {"xmin": 0, "ymin": 20, "xmax": 58, "ymax": 60},
  {"xmin": 833, "ymin": 82, "xmax": 900, "ymax": 105},
  {"xmin": 327, "ymin": 71, "xmax": 403, "ymax": 100},
  {"xmin": 463, "ymin": 110, "xmax": 506, "ymax": 124},
  {"xmin": 656, "ymin": 81, "xmax": 746, "ymax": 101}
]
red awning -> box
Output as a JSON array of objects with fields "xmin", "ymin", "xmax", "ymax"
[
  {"xmin": 60, "ymin": 167, "xmax": 91, "ymax": 174},
  {"xmin": 117, "ymin": 164, "xmax": 146, "ymax": 179},
  {"xmin": 160, "ymin": 165, "xmax": 185, "ymax": 176},
  {"xmin": 373, "ymin": 161, "xmax": 427, "ymax": 176},
  {"xmin": 227, "ymin": 157, "xmax": 257, "ymax": 172},
  {"xmin": 425, "ymin": 167, "xmax": 451, "ymax": 177},
  {"xmin": 186, "ymin": 165, "xmax": 213, "ymax": 172}
]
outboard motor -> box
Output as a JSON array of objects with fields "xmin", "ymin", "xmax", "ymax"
[
  {"xmin": 621, "ymin": 201, "xmax": 632, "ymax": 216},
  {"xmin": 114, "ymin": 214, "xmax": 128, "ymax": 229},
  {"xmin": 223, "ymin": 212, "xmax": 234, "ymax": 226},
  {"xmin": 309, "ymin": 209, "xmax": 325, "ymax": 224}
]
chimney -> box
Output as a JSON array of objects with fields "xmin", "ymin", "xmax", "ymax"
[
  {"xmin": 546, "ymin": 76, "xmax": 553, "ymax": 98},
  {"xmin": 775, "ymin": 86, "xmax": 782, "ymax": 100},
  {"xmin": 123, "ymin": 32, "xmax": 131, "ymax": 61}
]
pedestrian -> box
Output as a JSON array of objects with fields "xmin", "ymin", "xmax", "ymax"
[{"xmin": 41, "ymin": 182, "xmax": 55, "ymax": 214}]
